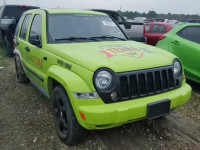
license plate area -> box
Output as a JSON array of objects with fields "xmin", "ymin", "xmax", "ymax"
[{"xmin": 147, "ymin": 99, "xmax": 171, "ymax": 120}]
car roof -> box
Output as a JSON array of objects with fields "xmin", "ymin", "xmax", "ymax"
[
  {"xmin": 25, "ymin": 9, "xmax": 107, "ymax": 16},
  {"xmin": 91, "ymin": 9, "xmax": 117, "ymax": 13},
  {"xmin": 179, "ymin": 23, "xmax": 200, "ymax": 26}
]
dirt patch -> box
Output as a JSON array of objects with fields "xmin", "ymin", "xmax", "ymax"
[{"xmin": 0, "ymin": 49, "xmax": 200, "ymax": 150}]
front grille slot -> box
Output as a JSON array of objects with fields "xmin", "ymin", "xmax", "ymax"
[
  {"xmin": 130, "ymin": 75, "xmax": 138, "ymax": 97},
  {"xmin": 162, "ymin": 70, "xmax": 168, "ymax": 90},
  {"xmin": 155, "ymin": 71, "xmax": 162, "ymax": 91},
  {"xmin": 138, "ymin": 74, "xmax": 147, "ymax": 95},
  {"xmin": 147, "ymin": 72, "xmax": 154, "ymax": 93},
  {"xmin": 119, "ymin": 67, "xmax": 177, "ymax": 101},
  {"xmin": 168, "ymin": 69, "xmax": 174, "ymax": 88},
  {"xmin": 120, "ymin": 76, "xmax": 129, "ymax": 99}
]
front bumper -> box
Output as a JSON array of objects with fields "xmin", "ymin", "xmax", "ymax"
[{"xmin": 77, "ymin": 83, "xmax": 191, "ymax": 129}]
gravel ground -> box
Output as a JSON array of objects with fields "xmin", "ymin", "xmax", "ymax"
[{"xmin": 0, "ymin": 48, "xmax": 200, "ymax": 150}]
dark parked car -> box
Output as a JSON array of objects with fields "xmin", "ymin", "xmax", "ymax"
[{"xmin": 0, "ymin": 5, "xmax": 38, "ymax": 56}]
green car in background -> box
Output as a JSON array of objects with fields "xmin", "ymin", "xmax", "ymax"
[{"xmin": 156, "ymin": 23, "xmax": 200, "ymax": 83}]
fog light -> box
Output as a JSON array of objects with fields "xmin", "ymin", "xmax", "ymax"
[{"xmin": 111, "ymin": 92, "xmax": 117, "ymax": 101}]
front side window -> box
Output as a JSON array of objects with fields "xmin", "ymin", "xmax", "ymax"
[
  {"xmin": 177, "ymin": 26, "xmax": 200, "ymax": 44},
  {"xmin": 29, "ymin": 15, "xmax": 42, "ymax": 42},
  {"xmin": 151, "ymin": 25, "xmax": 166, "ymax": 33},
  {"xmin": 48, "ymin": 14, "xmax": 127, "ymax": 43},
  {"xmin": 19, "ymin": 14, "xmax": 32, "ymax": 40}
]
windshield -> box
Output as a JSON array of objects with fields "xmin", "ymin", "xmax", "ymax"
[{"xmin": 48, "ymin": 14, "xmax": 127, "ymax": 43}]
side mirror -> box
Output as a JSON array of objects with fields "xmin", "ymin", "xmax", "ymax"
[{"xmin": 29, "ymin": 34, "xmax": 42, "ymax": 48}]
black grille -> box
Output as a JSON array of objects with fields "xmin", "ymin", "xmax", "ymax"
[{"xmin": 119, "ymin": 67, "xmax": 177, "ymax": 100}]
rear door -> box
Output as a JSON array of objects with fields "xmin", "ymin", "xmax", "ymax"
[
  {"xmin": 169, "ymin": 26, "xmax": 200, "ymax": 81},
  {"xmin": 146, "ymin": 24, "xmax": 166, "ymax": 46},
  {"xmin": 17, "ymin": 13, "xmax": 32, "ymax": 69}
]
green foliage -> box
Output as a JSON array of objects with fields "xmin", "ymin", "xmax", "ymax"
[{"xmin": 118, "ymin": 10, "xmax": 200, "ymax": 21}]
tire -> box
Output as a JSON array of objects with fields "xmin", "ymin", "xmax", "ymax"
[
  {"xmin": 15, "ymin": 55, "xmax": 30, "ymax": 83},
  {"xmin": 3, "ymin": 36, "xmax": 14, "ymax": 57},
  {"xmin": 51, "ymin": 85, "xmax": 87, "ymax": 145}
]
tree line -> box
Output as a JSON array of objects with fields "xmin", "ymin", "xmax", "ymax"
[{"xmin": 118, "ymin": 10, "xmax": 200, "ymax": 21}]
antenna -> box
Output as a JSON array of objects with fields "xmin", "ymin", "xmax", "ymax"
[{"xmin": 37, "ymin": 0, "xmax": 39, "ymax": 6}]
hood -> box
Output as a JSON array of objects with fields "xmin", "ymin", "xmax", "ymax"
[{"xmin": 48, "ymin": 41, "xmax": 176, "ymax": 72}]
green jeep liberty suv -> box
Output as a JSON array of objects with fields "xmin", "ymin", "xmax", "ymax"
[{"xmin": 14, "ymin": 9, "xmax": 191, "ymax": 145}]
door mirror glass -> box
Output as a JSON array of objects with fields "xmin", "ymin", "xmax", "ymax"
[{"xmin": 29, "ymin": 34, "xmax": 41, "ymax": 47}]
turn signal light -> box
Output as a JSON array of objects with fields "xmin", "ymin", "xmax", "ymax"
[
  {"xmin": 159, "ymin": 35, "xmax": 166, "ymax": 41},
  {"xmin": 80, "ymin": 112, "xmax": 86, "ymax": 120},
  {"xmin": 19, "ymin": 5, "xmax": 29, "ymax": 7},
  {"xmin": 183, "ymin": 74, "xmax": 186, "ymax": 80}
]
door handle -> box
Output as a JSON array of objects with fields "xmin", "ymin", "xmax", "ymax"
[
  {"xmin": 25, "ymin": 47, "xmax": 30, "ymax": 52},
  {"xmin": 43, "ymin": 57, "xmax": 47, "ymax": 60},
  {"xmin": 172, "ymin": 40, "xmax": 180, "ymax": 45}
]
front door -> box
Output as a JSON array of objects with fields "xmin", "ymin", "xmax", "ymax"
[{"xmin": 25, "ymin": 14, "xmax": 46, "ymax": 90}]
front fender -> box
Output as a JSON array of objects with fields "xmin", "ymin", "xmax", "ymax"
[
  {"xmin": 47, "ymin": 65, "xmax": 96, "ymax": 128},
  {"xmin": 47, "ymin": 65, "xmax": 92, "ymax": 94}
]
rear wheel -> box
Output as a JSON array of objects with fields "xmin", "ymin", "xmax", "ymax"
[
  {"xmin": 15, "ymin": 55, "xmax": 29, "ymax": 83},
  {"xmin": 52, "ymin": 85, "xmax": 87, "ymax": 145}
]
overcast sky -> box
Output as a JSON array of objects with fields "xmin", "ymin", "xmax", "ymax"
[{"xmin": 0, "ymin": 0, "xmax": 199, "ymax": 15}]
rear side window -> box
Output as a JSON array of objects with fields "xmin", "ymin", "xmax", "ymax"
[
  {"xmin": 150, "ymin": 25, "xmax": 166, "ymax": 33},
  {"xmin": 145, "ymin": 25, "xmax": 151, "ymax": 33},
  {"xmin": 29, "ymin": 15, "xmax": 42, "ymax": 41},
  {"xmin": 19, "ymin": 14, "xmax": 32, "ymax": 40},
  {"xmin": 14, "ymin": 15, "xmax": 25, "ymax": 38},
  {"xmin": 177, "ymin": 26, "xmax": 200, "ymax": 44},
  {"xmin": 2, "ymin": 6, "xmax": 37, "ymax": 20}
]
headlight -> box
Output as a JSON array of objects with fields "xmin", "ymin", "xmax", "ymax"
[
  {"xmin": 95, "ymin": 70, "xmax": 113, "ymax": 90},
  {"xmin": 173, "ymin": 60, "xmax": 182, "ymax": 76}
]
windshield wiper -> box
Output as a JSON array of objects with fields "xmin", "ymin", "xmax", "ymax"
[
  {"xmin": 55, "ymin": 37, "xmax": 99, "ymax": 41},
  {"xmin": 91, "ymin": 35, "xmax": 127, "ymax": 41}
]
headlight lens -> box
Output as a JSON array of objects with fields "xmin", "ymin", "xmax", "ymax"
[
  {"xmin": 173, "ymin": 60, "xmax": 182, "ymax": 76},
  {"xmin": 95, "ymin": 71, "xmax": 113, "ymax": 90}
]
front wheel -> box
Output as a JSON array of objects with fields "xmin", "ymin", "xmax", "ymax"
[{"xmin": 51, "ymin": 85, "xmax": 87, "ymax": 145}]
